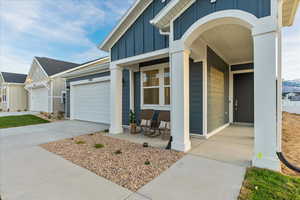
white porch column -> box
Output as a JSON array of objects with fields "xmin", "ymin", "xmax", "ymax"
[
  {"xmin": 252, "ymin": 31, "xmax": 281, "ymax": 171},
  {"xmin": 110, "ymin": 63, "xmax": 123, "ymax": 134},
  {"xmin": 170, "ymin": 48, "xmax": 191, "ymax": 152}
]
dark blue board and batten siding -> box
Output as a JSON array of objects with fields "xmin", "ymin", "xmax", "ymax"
[
  {"xmin": 122, "ymin": 70, "xmax": 130, "ymax": 125},
  {"xmin": 174, "ymin": 0, "xmax": 271, "ymax": 40},
  {"xmin": 111, "ymin": 0, "xmax": 171, "ymax": 61}
]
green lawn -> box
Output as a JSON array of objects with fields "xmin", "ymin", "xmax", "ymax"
[
  {"xmin": 239, "ymin": 167, "xmax": 300, "ymax": 200},
  {"xmin": 0, "ymin": 115, "xmax": 49, "ymax": 129}
]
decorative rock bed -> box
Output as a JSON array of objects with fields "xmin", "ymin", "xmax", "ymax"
[
  {"xmin": 282, "ymin": 112, "xmax": 300, "ymax": 177},
  {"xmin": 41, "ymin": 132, "xmax": 184, "ymax": 191}
]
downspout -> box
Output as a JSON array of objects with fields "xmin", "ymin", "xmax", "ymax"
[{"xmin": 159, "ymin": 29, "xmax": 170, "ymax": 36}]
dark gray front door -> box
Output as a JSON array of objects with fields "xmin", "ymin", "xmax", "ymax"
[{"xmin": 233, "ymin": 73, "xmax": 254, "ymax": 123}]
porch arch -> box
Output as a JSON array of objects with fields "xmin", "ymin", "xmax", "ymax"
[{"xmin": 180, "ymin": 10, "xmax": 259, "ymax": 47}]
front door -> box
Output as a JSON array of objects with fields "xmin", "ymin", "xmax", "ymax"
[{"xmin": 233, "ymin": 73, "xmax": 254, "ymax": 123}]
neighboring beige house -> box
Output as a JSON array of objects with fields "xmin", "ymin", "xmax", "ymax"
[
  {"xmin": 0, "ymin": 72, "xmax": 28, "ymax": 112},
  {"xmin": 25, "ymin": 57, "xmax": 80, "ymax": 113}
]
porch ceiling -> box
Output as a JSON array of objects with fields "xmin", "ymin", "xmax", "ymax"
[{"xmin": 198, "ymin": 24, "xmax": 253, "ymax": 64}]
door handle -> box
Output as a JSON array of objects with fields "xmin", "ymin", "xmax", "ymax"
[{"xmin": 235, "ymin": 100, "xmax": 238, "ymax": 111}]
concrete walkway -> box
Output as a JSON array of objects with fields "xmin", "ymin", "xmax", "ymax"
[{"xmin": 132, "ymin": 155, "xmax": 246, "ymax": 200}]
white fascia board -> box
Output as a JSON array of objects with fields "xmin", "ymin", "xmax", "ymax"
[
  {"xmin": 51, "ymin": 57, "xmax": 109, "ymax": 79},
  {"xmin": 112, "ymin": 48, "xmax": 169, "ymax": 66},
  {"xmin": 0, "ymin": 72, "xmax": 5, "ymax": 83},
  {"xmin": 150, "ymin": 0, "xmax": 180, "ymax": 26},
  {"xmin": 151, "ymin": 0, "xmax": 195, "ymax": 29},
  {"xmin": 33, "ymin": 57, "xmax": 50, "ymax": 78},
  {"xmin": 99, "ymin": 0, "xmax": 153, "ymax": 52},
  {"xmin": 70, "ymin": 76, "xmax": 110, "ymax": 87},
  {"xmin": 62, "ymin": 63, "xmax": 110, "ymax": 79}
]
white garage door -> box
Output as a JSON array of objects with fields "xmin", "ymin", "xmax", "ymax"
[
  {"xmin": 30, "ymin": 87, "xmax": 49, "ymax": 112},
  {"xmin": 72, "ymin": 80, "xmax": 110, "ymax": 124}
]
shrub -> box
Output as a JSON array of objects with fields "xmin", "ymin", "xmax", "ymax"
[
  {"xmin": 144, "ymin": 160, "xmax": 151, "ymax": 165},
  {"xmin": 24, "ymin": 109, "xmax": 28, "ymax": 112},
  {"xmin": 0, "ymin": 109, "xmax": 2, "ymax": 112},
  {"xmin": 17, "ymin": 109, "xmax": 21, "ymax": 112},
  {"xmin": 114, "ymin": 149, "xmax": 122, "ymax": 155},
  {"xmin": 94, "ymin": 144, "xmax": 104, "ymax": 149},
  {"xmin": 75, "ymin": 140, "xmax": 85, "ymax": 144},
  {"xmin": 104, "ymin": 129, "xmax": 109, "ymax": 133}
]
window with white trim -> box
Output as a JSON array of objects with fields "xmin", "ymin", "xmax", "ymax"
[{"xmin": 141, "ymin": 63, "xmax": 170, "ymax": 109}]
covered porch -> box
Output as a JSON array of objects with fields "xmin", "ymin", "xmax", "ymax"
[{"xmin": 109, "ymin": 9, "xmax": 282, "ymax": 171}]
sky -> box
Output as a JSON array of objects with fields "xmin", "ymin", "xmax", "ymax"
[{"xmin": 0, "ymin": 0, "xmax": 299, "ymax": 80}]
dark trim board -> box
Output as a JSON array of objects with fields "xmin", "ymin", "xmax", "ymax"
[
  {"xmin": 231, "ymin": 63, "xmax": 253, "ymax": 71},
  {"xmin": 139, "ymin": 57, "xmax": 169, "ymax": 68}
]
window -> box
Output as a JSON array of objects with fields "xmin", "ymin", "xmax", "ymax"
[
  {"xmin": 141, "ymin": 63, "xmax": 170, "ymax": 109},
  {"xmin": 164, "ymin": 68, "xmax": 170, "ymax": 105},
  {"xmin": 143, "ymin": 69, "xmax": 159, "ymax": 105},
  {"xmin": 2, "ymin": 88, "xmax": 6, "ymax": 103}
]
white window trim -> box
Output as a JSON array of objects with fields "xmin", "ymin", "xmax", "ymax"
[{"xmin": 140, "ymin": 63, "xmax": 171, "ymax": 110}]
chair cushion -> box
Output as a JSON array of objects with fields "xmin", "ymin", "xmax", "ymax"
[
  {"xmin": 141, "ymin": 119, "xmax": 151, "ymax": 126},
  {"xmin": 159, "ymin": 121, "xmax": 170, "ymax": 129}
]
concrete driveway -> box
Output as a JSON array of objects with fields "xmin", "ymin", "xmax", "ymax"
[{"xmin": 0, "ymin": 120, "xmax": 133, "ymax": 200}]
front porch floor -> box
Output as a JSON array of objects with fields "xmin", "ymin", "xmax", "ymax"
[
  {"xmin": 190, "ymin": 125, "xmax": 254, "ymax": 167},
  {"xmin": 110, "ymin": 125, "xmax": 254, "ymax": 167}
]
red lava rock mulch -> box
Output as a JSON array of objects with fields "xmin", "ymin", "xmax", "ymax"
[{"xmin": 41, "ymin": 133, "xmax": 184, "ymax": 191}]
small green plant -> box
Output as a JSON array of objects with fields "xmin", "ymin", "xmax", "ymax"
[
  {"xmin": 129, "ymin": 110, "xmax": 136, "ymax": 124},
  {"xmin": 144, "ymin": 159, "xmax": 151, "ymax": 165},
  {"xmin": 114, "ymin": 149, "xmax": 122, "ymax": 155},
  {"xmin": 17, "ymin": 109, "xmax": 21, "ymax": 112},
  {"xmin": 94, "ymin": 144, "xmax": 104, "ymax": 149},
  {"xmin": 75, "ymin": 140, "xmax": 85, "ymax": 144},
  {"xmin": 104, "ymin": 129, "xmax": 109, "ymax": 133}
]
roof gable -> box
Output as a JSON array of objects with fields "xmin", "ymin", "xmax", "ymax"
[
  {"xmin": 100, "ymin": 0, "xmax": 171, "ymax": 52},
  {"xmin": 35, "ymin": 57, "xmax": 80, "ymax": 76},
  {"xmin": 1, "ymin": 72, "xmax": 27, "ymax": 83}
]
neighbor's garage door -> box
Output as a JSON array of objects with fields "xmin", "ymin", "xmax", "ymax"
[
  {"xmin": 30, "ymin": 87, "xmax": 49, "ymax": 112},
  {"xmin": 71, "ymin": 80, "xmax": 110, "ymax": 124}
]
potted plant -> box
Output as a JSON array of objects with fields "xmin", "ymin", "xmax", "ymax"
[{"xmin": 129, "ymin": 110, "xmax": 137, "ymax": 134}]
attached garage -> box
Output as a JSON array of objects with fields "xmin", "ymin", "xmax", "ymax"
[
  {"xmin": 70, "ymin": 78, "xmax": 110, "ymax": 124},
  {"xmin": 30, "ymin": 87, "xmax": 49, "ymax": 112}
]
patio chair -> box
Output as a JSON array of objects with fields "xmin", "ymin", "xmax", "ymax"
[
  {"xmin": 138, "ymin": 109, "xmax": 155, "ymax": 134},
  {"xmin": 148, "ymin": 111, "xmax": 170, "ymax": 139}
]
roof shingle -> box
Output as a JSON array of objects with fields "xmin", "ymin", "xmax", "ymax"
[
  {"xmin": 35, "ymin": 57, "xmax": 80, "ymax": 76},
  {"xmin": 1, "ymin": 72, "xmax": 27, "ymax": 83}
]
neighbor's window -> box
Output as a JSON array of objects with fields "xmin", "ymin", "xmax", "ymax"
[
  {"xmin": 142, "ymin": 63, "xmax": 170, "ymax": 107},
  {"xmin": 2, "ymin": 89, "xmax": 6, "ymax": 102}
]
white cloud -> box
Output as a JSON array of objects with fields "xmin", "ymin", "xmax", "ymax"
[{"xmin": 0, "ymin": 0, "xmax": 133, "ymax": 74}]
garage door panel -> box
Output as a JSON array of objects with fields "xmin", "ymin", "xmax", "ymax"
[
  {"xmin": 30, "ymin": 87, "xmax": 48, "ymax": 112},
  {"xmin": 72, "ymin": 81, "xmax": 110, "ymax": 124}
]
